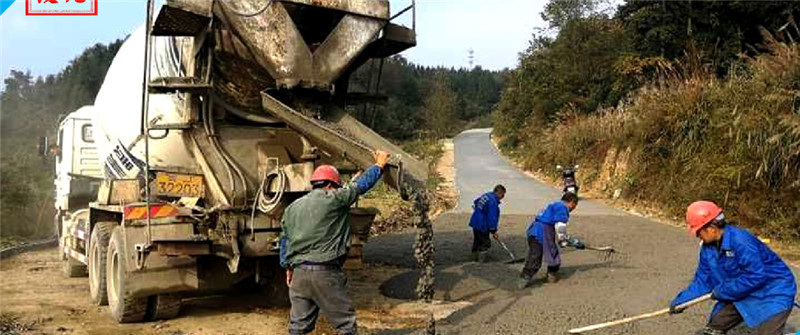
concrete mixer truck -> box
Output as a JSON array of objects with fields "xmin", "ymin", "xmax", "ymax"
[{"xmin": 53, "ymin": 0, "xmax": 425, "ymax": 323}]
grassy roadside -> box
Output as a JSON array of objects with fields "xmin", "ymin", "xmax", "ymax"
[
  {"xmin": 492, "ymin": 134, "xmax": 800, "ymax": 265},
  {"xmin": 492, "ymin": 41, "xmax": 800, "ymax": 263},
  {"xmin": 359, "ymin": 138, "xmax": 457, "ymax": 236}
]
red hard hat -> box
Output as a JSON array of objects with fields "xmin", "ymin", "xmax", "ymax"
[
  {"xmin": 310, "ymin": 165, "xmax": 341, "ymax": 187},
  {"xmin": 686, "ymin": 201, "xmax": 723, "ymax": 235}
]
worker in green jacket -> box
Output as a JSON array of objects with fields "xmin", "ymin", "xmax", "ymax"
[{"xmin": 280, "ymin": 150, "xmax": 390, "ymax": 335}]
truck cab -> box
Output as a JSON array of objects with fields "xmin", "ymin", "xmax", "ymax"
[{"xmin": 54, "ymin": 106, "xmax": 103, "ymax": 276}]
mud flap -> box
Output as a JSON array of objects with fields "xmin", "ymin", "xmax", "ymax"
[{"xmin": 227, "ymin": 229, "xmax": 241, "ymax": 274}]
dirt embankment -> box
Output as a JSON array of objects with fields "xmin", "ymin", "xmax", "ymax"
[
  {"xmin": 431, "ymin": 139, "xmax": 458, "ymax": 219},
  {"xmin": 367, "ymin": 138, "xmax": 458, "ymax": 236}
]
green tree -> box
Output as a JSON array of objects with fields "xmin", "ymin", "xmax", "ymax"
[
  {"xmin": 493, "ymin": 13, "xmax": 631, "ymax": 147},
  {"xmin": 347, "ymin": 56, "xmax": 504, "ymax": 140},
  {"xmin": 617, "ymin": 1, "xmax": 800, "ymax": 75},
  {"xmin": 0, "ymin": 39, "xmax": 123, "ymax": 238},
  {"xmin": 541, "ymin": 0, "xmax": 599, "ymax": 28},
  {"xmin": 422, "ymin": 74, "xmax": 457, "ymax": 139}
]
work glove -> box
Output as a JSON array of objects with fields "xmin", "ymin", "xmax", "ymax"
[
  {"xmin": 567, "ymin": 237, "xmax": 585, "ymax": 249},
  {"xmin": 374, "ymin": 150, "xmax": 390, "ymax": 168},
  {"xmin": 669, "ymin": 304, "xmax": 684, "ymax": 314}
]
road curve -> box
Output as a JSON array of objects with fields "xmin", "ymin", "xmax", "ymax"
[{"xmin": 453, "ymin": 128, "xmax": 621, "ymax": 216}]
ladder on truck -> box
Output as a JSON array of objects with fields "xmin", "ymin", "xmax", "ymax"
[{"xmin": 137, "ymin": 0, "xmax": 218, "ymax": 259}]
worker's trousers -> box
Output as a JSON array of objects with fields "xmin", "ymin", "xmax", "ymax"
[
  {"xmin": 471, "ymin": 229, "xmax": 491, "ymax": 253},
  {"xmin": 704, "ymin": 303, "xmax": 790, "ymax": 335},
  {"xmin": 520, "ymin": 236, "xmax": 560, "ymax": 280},
  {"xmin": 289, "ymin": 265, "xmax": 356, "ymax": 335}
]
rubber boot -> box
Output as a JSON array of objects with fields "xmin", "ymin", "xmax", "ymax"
[
  {"xmin": 517, "ymin": 277, "xmax": 533, "ymax": 289},
  {"xmin": 546, "ymin": 272, "xmax": 560, "ymax": 283},
  {"xmin": 477, "ymin": 251, "xmax": 488, "ymax": 263},
  {"xmin": 702, "ymin": 327, "xmax": 725, "ymax": 335}
]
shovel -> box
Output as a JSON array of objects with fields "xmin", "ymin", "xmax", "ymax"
[{"xmin": 494, "ymin": 236, "xmax": 525, "ymax": 264}]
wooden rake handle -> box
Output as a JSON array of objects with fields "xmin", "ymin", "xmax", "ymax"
[{"xmin": 568, "ymin": 294, "xmax": 712, "ymax": 334}]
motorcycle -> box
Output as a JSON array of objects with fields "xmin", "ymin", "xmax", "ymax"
[{"xmin": 556, "ymin": 164, "xmax": 579, "ymax": 194}]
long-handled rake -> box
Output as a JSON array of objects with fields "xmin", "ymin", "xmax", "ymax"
[
  {"xmin": 569, "ymin": 294, "xmax": 712, "ymax": 333},
  {"xmin": 494, "ymin": 237, "xmax": 525, "ymax": 264}
]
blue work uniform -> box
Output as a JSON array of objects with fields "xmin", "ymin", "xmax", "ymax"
[
  {"xmin": 468, "ymin": 191, "xmax": 500, "ymax": 233},
  {"xmin": 671, "ymin": 225, "xmax": 797, "ymax": 329},
  {"xmin": 526, "ymin": 200, "xmax": 571, "ymax": 266}
]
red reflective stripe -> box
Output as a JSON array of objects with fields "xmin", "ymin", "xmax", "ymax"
[
  {"xmin": 125, "ymin": 207, "xmax": 146, "ymax": 220},
  {"xmin": 123, "ymin": 204, "xmax": 178, "ymax": 220},
  {"xmin": 149, "ymin": 205, "xmax": 162, "ymax": 218},
  {"xmin": 156, "ymin": 205, "xmax": 177, "ymax": 217}
]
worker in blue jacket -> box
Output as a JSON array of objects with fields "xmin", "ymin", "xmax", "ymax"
[
  {"xmin": 468, "ymin": 184, "xmax": 505, "ymax": 262},
  {"xmin": 519, "ymin": 192, "xmax": 581, "ymax": 288},
  {"xmin": 669, "ymin": 200, "xmax": 797, "ymax": 335}
]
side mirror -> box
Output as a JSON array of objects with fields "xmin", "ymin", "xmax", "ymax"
[
  {"xmin": 37, "ymin": 136, "xmax": 48, "ymax": 157},
  {"xmin": 574, "ymin": 165, "xmax": 579, "ymax": 170},
  {"xmin": 556, "ymin": 165, "xmax": 563, "ymax": 171}
]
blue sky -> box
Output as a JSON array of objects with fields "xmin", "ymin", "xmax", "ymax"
[{"xmin": 0, "ymin": 0, "xmax": 547, "ymax": 88}]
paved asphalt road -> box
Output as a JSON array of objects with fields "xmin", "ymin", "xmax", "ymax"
[
  {"xmin": 366, "ymin": 128, "xmax": 800, "ymax": 335},
  {"xmin": 453, "ymin": 128, "xmax": 622, "ymax": 216}
]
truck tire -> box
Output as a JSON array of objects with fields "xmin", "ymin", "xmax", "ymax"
[
  {"xmin": 146, "ymin": 294, "xmax": 182, "ymax": 320},
  {"xmin": 62, "ymin": 257, "xmax": 87, "ymax": 278},
  {"xmin": 107, "ymin": 226, "xmax": 148, "ymax": 323},
  {"xmin": 89, "ymin": 221, "xmax": 114, "ymax": 306}
]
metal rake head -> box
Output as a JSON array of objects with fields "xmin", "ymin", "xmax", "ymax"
[
  {"xmin": 600, "ymin": 249, "xmax": 616, "ymax": 262},
  {"xmin": 587, "ymin": 246, "xmax": 617, "ymax": 262}
]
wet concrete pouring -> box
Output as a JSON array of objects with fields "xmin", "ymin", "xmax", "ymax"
[{"xmin": 3, "ymin": 129, "xmax": 800, "ymax": 334}]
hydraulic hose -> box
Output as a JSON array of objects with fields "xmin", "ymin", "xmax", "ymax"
[{"xmin": 249, "ymin": 168, "xmax": 286, "ymax": 239}]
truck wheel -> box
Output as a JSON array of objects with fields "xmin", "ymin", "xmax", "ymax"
[
  {"xmin": 62, "ymin": 257, "xmax": 87, "ymax": 278},
  {"xmin": 146, "ymin": 294, "xmax": 182, "ymax": 320},
  {"xmin": 107, "ymin": 226, "xmax": 147, "ymax": 323},
  {"xmin": 89, "ymin": 221, "xmax": 114, "ymax": 306}
]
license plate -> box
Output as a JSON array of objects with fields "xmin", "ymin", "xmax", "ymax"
[{"xmin": 153, "ymin": 172, "xmax": 205, "ymax": 198}]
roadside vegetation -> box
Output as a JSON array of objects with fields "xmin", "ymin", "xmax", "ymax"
[
  {"xmin": 493, "ymin": 0, "xmax": 800, "ymax": 240},
  {"xmin": 1, "ymin": 41, "xmax": 123, "ymax": 241}
]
